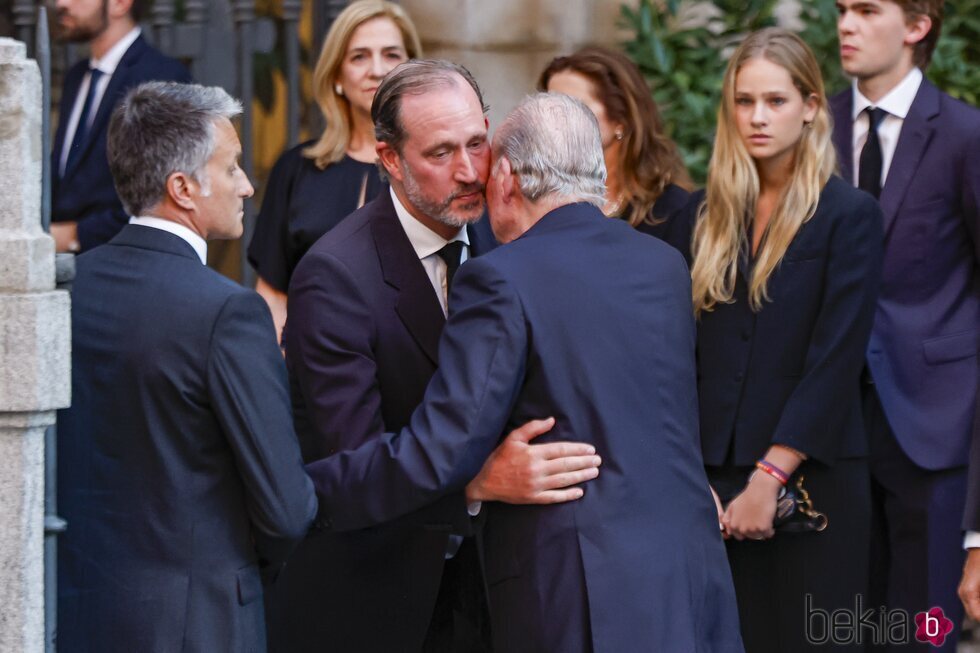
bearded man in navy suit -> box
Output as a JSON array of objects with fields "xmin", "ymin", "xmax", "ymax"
[
  {"xmin": 305, "ymin": 92, "xmax": 743, "ymax": 653},
  {"xmin": 831, "ymin": 1, "xmax": 979, "ymax": 648},
  {"xmin": 51, "ymin": 0, "xmax": 190, "ymax": 253}
]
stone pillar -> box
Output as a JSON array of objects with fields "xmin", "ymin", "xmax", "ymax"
[
  {"xmin": 401, "ymin": 0, "xmax": 638, "ymax": 129},
  {"xmin": 0, "ymin": 38, "xmax": 70, "ymax": 653}
]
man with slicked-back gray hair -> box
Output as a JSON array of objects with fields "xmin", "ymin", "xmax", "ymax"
[
  {"xmin": 57, "ymin": 81, "xmax": 316, "ymax": 652},
  {"xmin": 305, "ymin": 92, "xmax": 744, "ymax": 652}
]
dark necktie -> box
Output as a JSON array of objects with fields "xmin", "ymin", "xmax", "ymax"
[
  {"xmin": 858, "ymin": 107, "xmax": 888, "ymax": 199},
  {"xmin": 66, "ymin": 67, "xmax": 105, "ymax": 172},
  {"xmin": 437, "ymin": 241, "xmax": 464, "ymax": 293}
]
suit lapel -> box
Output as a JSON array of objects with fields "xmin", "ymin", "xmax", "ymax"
[
  {"xmin": 878, "ymin": 80, "xmax": 938, "ymax": 237},
  {"xmin": 371, "ymin": 192, "xmax": 446, "ymax": 365},
  {"xmin": 53, "ymin": 62, "xmax": 87, "ymax": 181},
  {"xmin": 465, "ymin": 213, "xmax": 498, "ymax": 257},
  {"xmin": 830, "ymin": 91, "xmax": 854, "ymax": 185},
  {"xmin": 63, "ymin": 36, "xmax": 147, "ymax": 181}
]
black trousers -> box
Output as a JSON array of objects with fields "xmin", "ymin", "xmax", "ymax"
[
  {"xmin": 708, "ymin": 457, "xmax": 871, "ymax": 652},
  {"xmin": 865, "ymin": 384, "xmax": 967, "ymax": 652},
  {"xmin": 421, "ymin": 537, "xmax": 491, "ymax": 653}
]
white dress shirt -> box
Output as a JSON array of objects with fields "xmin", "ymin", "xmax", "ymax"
[
  {"xmin": 850, "ymin": 67, "xmax": 922, "ymax": 188},
  {"xmin": 390, "ymin": 186, "xmax": 470, "ymax": 316},
  {"xmin": 129, "ymin": 216, "xmax": 208, "ymax": 265},
  {"xmin": 59, "ymin": 26, "xmax": 142, "ymax": 176}
]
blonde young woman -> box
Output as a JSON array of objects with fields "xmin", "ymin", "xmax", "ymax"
[
  {"xmin": 673, "ymin": 28, "xmax": 883, "ymax": 651},
  {"xmin": 247, "ymin": 0, "xmax": 421, "ymax": 340}
]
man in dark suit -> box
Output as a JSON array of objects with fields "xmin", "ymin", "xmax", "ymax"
[
  {"xmin": 832, "ymin": 1, "xmax": 979, "ymax": 647},
  {"xmin": 51, "ymin": 0, "xmax": 191, "ymax": 253},
  {"xmin": 57, "ymin": 82, "xmax": 317, "ymax": 652},
  {"xmin": 272, "ymin": 61, "xmax": 600, "ymax": 652},
  {"xmin": 305, "ymin": 92, "xmax": 743, "ymax": 653}
]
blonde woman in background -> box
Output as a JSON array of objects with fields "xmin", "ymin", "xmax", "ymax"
[
  {"xmin": 673, "ymin": 28, "xmax": 883, "ymax": 651},
  {"xmin": 247, "ymin": 0, "xmax": 421, "ymax": 340}
]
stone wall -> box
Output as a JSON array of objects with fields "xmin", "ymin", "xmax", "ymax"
[
  {"xmin": 401, "ymin": 0, "xmax": 636, "ymax": 130},
  {"xmin": 0, "ymin": 37, "xmax": 70, "ymax": 653}
]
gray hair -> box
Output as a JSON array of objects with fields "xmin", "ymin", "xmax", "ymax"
[
  {"xmin": 107, "ymin": 82, "xmax": 242, "ymax": 217},
  {"xmin": 492, "ymin": 93, "xmax": 606, "ymax": 206},
  {"xmin": 372, "ymin": 59, "xmax": 488, "ymax": 154}
]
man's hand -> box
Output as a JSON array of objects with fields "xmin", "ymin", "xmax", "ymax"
[
  {"xmin": 722, "ymin": 472, "xmax": 781, "ymax": 541},
  {"xmin": 51, "ymin": 222, "xmax": 79, "ymax": 253},
  {"xmin": 465, "ymin": 417, "xmax": 601, "ymax": 505},
  {"xmin": 959, "ymin": 548, "xmax": 980, "ymax": 620},
  {"xmin": 710, "ymin": 485, "xmax": 728, "ymax": 540}
]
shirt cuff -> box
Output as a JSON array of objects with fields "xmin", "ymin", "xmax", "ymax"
[
  {"xmin": 467, "ymin": 501, "xmax": 482, "ymax": 517},
  {"xmin": 963, "ymin": 531, "xmax": 980, "ymax": 550}
]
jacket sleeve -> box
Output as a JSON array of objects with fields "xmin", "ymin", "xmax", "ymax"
[
  {"xmin": 207, "ymin": 291, "xmax": 317, "ymax": 565},
  {"xmin": 305, "ymin": 257, "xmax": 528, "ymax": 531},
  {"xmin": 284, "ymin": 251, "xmax": 386, "ymax": 458},
  {"xmin": 770, "ymin": 192, "xmax": 884, "ymax": 463}
]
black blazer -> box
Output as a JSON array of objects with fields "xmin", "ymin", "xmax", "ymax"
[
  {"xmin": 57, "ymin": 225, "xmax": 316, "ymax": 652},
  {"xmin": 676, "ymin": 176, "xmax": 883, "ymax": 466},
  {"xmin": 271, "ymin": 190, "xmax": 497, "ymax": 652},
  {"xmin": 52, "ymin": 35, "xmax": 191, "ymax": 250}
]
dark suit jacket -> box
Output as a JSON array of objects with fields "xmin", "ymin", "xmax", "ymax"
[
  {"xmin": 52, "ymin": 35, "xmax": 191, "ymax": 250},
  {"xmin": 306, "ymin": 203, "xmax": 743, "ymax": 653},
  {"xmin": 57, "ymin": 225, "xmax": 316, "ymax": 652},
  {"xmin": 831, "ymin": 81, "xmax": 979, "ymax": 474},
  {"xmin": 674, "ymin": 177, "xmax": 883, "ymax": 466},
  {"xmin": 270, "ymin": 190, "xmax": 496, "ymax": 652}
]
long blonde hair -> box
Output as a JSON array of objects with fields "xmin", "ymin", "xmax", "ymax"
[
  {"xmin": 303, "ymin": 0, "xmax": 422, "ymax": 169},
  {"xmin": 691, "ymin": 28, "xmax": 836, "ymax": 315}
]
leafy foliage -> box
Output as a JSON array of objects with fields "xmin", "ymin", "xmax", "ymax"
[{"xmin": 621, "ymin": 0, "xmax": 979, "ymax": 185}]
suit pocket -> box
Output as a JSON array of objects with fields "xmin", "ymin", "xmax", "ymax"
[
  {"xmin": 922, "ymin": 330, "xmax": 977, "ymax": 364},
  {"xmin": 236, "ymin": 564, "xmax": 263, "ymax": 606}
]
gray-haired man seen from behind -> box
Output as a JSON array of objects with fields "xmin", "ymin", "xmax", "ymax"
[
  {"xmin": 305, "ymin": 92, "xmax": 744, "ymax": 652},
  {"xmin": 56, "ymin": 81, "xmax": 316, "ymax": 652}
]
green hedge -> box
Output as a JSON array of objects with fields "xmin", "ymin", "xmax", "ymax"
[{"xmin": 621, "ymin": 0, "xmax": 980, "ymax": 185}]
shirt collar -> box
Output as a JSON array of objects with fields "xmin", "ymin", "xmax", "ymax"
[
  {"xmin": 389, "ymin": 186, "xmax": 469, "ymax": 260},
  {"xmin": 90, "ymin": 26, "xmax": 141, "ymax": 75},
  {"xmin": 129, "ymin": 215, "xmax": 208, "ymax": 265},
  {"xmin": 851, "ymin": 67, "xmax": 922, "ymax": 121}
]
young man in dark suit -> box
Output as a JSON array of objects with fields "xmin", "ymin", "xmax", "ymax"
[
  {"xmin": 57, "ymin": 82, "xmax": 317, "ymax": 652},
  {"xmin": 304, "ymin": 91, "xmax": 743, "ymax": 653},
  {"xmin": 51, "ymin": 0, "xmax": 191, "ymax": 252},
  {"xmin": 273, "ymin": 60, "xmax": 601, "ymax": 653},
  {"xmin": 831, "ymin": 1, "xmax": 979, "ymax": 648}
]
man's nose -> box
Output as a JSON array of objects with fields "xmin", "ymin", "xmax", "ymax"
[
  {"xmin": 454, "ymin": 151, "xmax": 477, "ymax": 183},
  {"xmin": 240, "ymin": 177, "xmax": 255, "ymax": 199}
]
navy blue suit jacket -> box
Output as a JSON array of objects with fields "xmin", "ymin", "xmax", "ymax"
[
  {"xmin": 674, "ymin": 178, "xmax": 883, "ymax": 466},
  {"xmin": 57, "ymin": 225, "xmax": 316, "ymax": 652},
  {"xmin": 52, "ymin": 35, "xmax": 191, "ymax": 250},
  {"xmin": 270, "ymin": 190, "xmax": 497, "ymax": 652},
  {"xmin": 306, "ymin": 203, "xmax": 743, "ymax": 653},
  {"xmin": 831, "ymin": 80, "xmax": 979, "ymax": 472}
]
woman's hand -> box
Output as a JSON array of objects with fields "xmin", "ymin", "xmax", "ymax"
[
  {"xmin": 709, "ymin": 485, "xmax": 728, "ymax": 539},
  {"xmin": 722, "ymin": 472, "xmax": 782, "ymax": 541}
]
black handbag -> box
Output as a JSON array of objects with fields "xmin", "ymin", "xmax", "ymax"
[{"xmin": 773, "ymin": 474, "xmax": 828, "ymax": 533}]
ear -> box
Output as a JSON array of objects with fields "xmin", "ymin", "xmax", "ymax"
[
  {"xmin": 495, "ymin": 157, "xmax": 517, "ymax": 203},
  {"xmin": 109, "ymin": 0, "xmax": 135, "ymax": 20},
  {"xmin": 377, "ymin": 142, "xmax": 404, "ymax": 183},
  {"xmin": 166, "ymin": 171, "xmax": 197, "ymax": 211},
  {"xmin": 803, "ymin": 93, "xmax": 819, "ymax": 125},
  {"xmin": 904, "ymin": 13, "xmax": 932, "ymax": 48}
]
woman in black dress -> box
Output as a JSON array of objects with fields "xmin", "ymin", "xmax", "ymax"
[
  {"xmin": 538, "ymin": 47, "xmax": 692, "ymax": 241},
  {"xmin": 678, "ymin": 29, "xmax": 883, "ymax": 651},
  {"xmin": 248, "ymin": 0, "xmax": 421, "ymax": 340}
]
